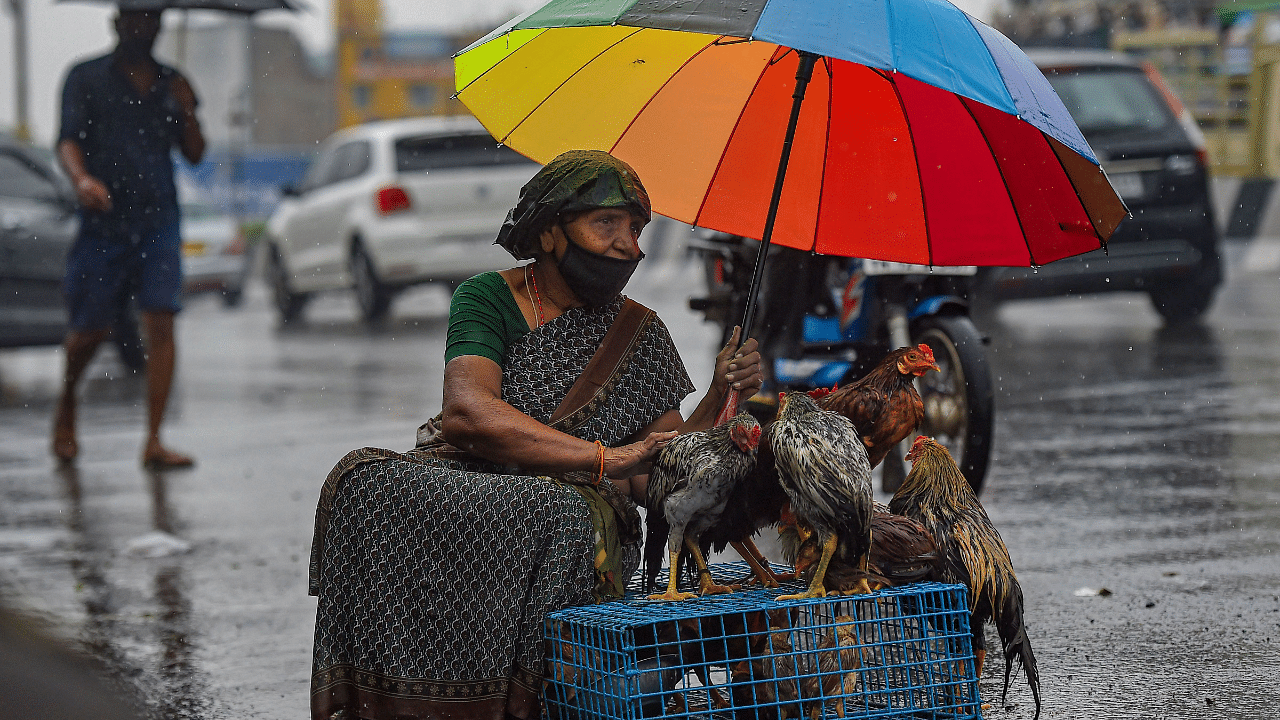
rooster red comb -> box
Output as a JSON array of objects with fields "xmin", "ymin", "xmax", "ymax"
[
  {"xmin": 806, "ymin": 384, "xmax": 839, "ymax": 401},
  {"xmin": 916, "ymin": 344, "xmax": 935, "ymax": 363}
]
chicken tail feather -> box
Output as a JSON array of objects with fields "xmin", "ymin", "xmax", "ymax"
[
  {"xmin": 997, "ymin": 585, "xmax": 1041, "ymax": 720},
  {"xmin": 643, "ymin": 511, "xmax": 671, "ymax": 593}
]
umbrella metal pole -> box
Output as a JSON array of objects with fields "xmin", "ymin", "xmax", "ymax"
[{"xmin": 715, "ymin": 50, "xmax": 818, "ymax": 425}]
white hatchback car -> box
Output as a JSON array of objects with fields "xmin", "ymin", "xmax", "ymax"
[{"xmin": 264, "ymin": 116, "xmax": 539, "ymax": 323}]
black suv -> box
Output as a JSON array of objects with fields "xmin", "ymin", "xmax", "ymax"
[{"xmin": 971, "ymin": 49, "xmax": 1221, "ymax": 323}]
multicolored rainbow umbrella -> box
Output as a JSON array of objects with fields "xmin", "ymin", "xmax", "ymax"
[{"xmin": 455, "ymin": 0, "xmax": 1127, "ymax": 270}]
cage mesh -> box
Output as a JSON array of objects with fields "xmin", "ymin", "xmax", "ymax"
[{"xmin": 544, "ymin": 562, "xmax": 980, "ymax": 720}]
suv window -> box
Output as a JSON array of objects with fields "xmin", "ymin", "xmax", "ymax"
[
  {"xmin": 298, "ymin": 140, "xmax": 371, "ymax": 192},
  {"xmin": 328, "ymin": 140, "xmax": 372, "ymax": 184},
  {"xmin": 299, "ymin": 147, "xmax": 336, "ymax": 192},
  {"xmin": 395, "ymin": 134, "xmax": 534, "ymax": 172},
  {"xmin": 1042, "ymin": 68, "xmax": 1175, "ymax": 137},
  {"xmin": 0, "ymin": 151, "xmax": 62, "ymax": 202}
]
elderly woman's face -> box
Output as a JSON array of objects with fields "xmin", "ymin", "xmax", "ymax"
[{"xmin": 555, "ymin": 208, "xmax": 646, "ymax": 260}]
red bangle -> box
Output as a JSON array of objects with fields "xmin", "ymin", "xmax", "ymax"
[{"xmin": 594, "ymin": 441, "xmax": 605, "ymax": 486}]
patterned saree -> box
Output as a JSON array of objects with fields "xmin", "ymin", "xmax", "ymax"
[{"xmin": 309, "ymin": 297, "xmax": 694, "ymax": 720}]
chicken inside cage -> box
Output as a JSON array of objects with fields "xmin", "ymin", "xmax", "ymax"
[{"xmin": 544, "ymin": 564, "xmax": 981, "ymax": 720}]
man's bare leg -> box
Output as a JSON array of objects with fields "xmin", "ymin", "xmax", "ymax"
[
  {"xmin": 141, "ymin": 311, "xmax": 193, "ymax": 468},
  {"xmin": 52, "ymin": 329, "xmax": 108, "ymax": 462}
]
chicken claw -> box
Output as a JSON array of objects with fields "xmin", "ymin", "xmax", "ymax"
[
  {"xmin": 687, "ymin": 539, "xmax": 739, "ymax": 595},
  {"xmin": 731, "ymin": 538, "xmax": 792, "ymax": 588},
  {"xmin": 777, "ymin": 586, "xmax": 828, "ymax": 601},
  {"xmin": 648, "ymin": 589, "xmax": 699, "ymax": 602},
  {"xmin": 778, "ymin": 534, "xmax": 838, "ymax": 601},
  {"xmin": 647, "ymin": 549, "xmax": 698, "ymax": 601},
  {"xmin": 697, "ymin": 570, "xmax": 739, "ymax": 595}
]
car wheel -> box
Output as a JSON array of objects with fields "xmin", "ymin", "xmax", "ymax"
[
  {"xmin": 351, "ymin": 243, "xmax": 393, "ymax": 324},
  {"xmin": 268, "ymin": 246, "xmax": 308, "ymax": 323},
  {"xmin": 911, "ymin": 314, "xmax": 995, "ymax": 495},
  {"xmin": 1148, "ymin": 260, "xmax": 1220, "ymax": 325}
]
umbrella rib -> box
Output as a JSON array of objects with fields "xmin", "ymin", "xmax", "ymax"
[
  {"xmin": 885, "ymin": 71, "xmax": 934, "ymax": 267},
  {"xmin": 454, "ymin": 28, "xmax": 547, "ymax": 97},
  {"xmin": 608, "ymin": 35, "xmax": 721, "ymax": 157},
  {"xmin": 692, "ymin": 47, "xmax": 779, "ymax": 229},
  {"xmin": 495, "ymin": 27, "xmax": 646, "ymax": 145},
  {"xmin": 811, "ymin": 57, "xmax": 835, "ymax": 255},
  {"xmin": 1043, "ymin": 135, "xmax": 1110, "ymax": 250},
  {"xmin": 958, "ymin": 97, "xmax": 1036, "ymax": 267}
]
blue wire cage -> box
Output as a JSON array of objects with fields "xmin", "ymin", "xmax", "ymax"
[{"xmin": 543, "ymin": 562, "xmax": 980, "ymax": 720}]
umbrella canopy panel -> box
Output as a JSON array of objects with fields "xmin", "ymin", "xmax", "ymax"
[
  {"xmin": 461, "ymin": 0, "xmax": 1096, "ymax": 161},
  {"xmin": 457, "ymin": 28, "xmax": 1126, "ymax": 266}
]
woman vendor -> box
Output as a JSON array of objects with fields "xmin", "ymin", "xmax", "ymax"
[{"xmin": 308, "ymin": 150, "xmax": 763, "ymax": 720}]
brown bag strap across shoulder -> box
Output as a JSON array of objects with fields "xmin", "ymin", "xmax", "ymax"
[
  {"xmin": 548, "ymin": 298, "xmax": 654, "ymax": 430},
  {"xmin": 415, "ymin": 297, "xmax": 654, "ymax": 451}
]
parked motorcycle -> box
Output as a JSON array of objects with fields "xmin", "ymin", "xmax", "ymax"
[{"xmin": 688, "ymin": 232, "xmax": 994, "ymax": 494}]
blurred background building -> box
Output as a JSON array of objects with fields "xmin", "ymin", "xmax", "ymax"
[
  {"xmin": 334, "ymin": 0, "xmax": 474, "ymax": 128},
  {"xmin": 141, "ymin": 0, "xmax": 477, "ymax": 217}
]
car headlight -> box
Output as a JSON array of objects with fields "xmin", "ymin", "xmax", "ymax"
[{"xmin": 1165, "ymin": 154, "xmax": 1199, "ymax": 175}]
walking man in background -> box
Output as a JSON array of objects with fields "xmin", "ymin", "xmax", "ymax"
[{"xmin": 52, "ymin": 8, "xmax": 206, "ymax": 468}]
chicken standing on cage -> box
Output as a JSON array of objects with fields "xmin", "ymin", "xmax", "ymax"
[
  {"xmin": 661, "ymin": 430, "xmax": 796, "ymax": 592},
  {"xmin": 812, "ymin": 345, "xmax": 939, "ymax": 469},
  {"xmin": 780, "ymin": 503, "xmax": 942, "ymax": 592},
  {"xmin": 890, "ymin": 436, "xmax": 1041, "ymax": 719},
  {"xmin": 769, "ymin": 392, "xmax": 874, "ymax": 600},
  {"xmin": 644, "ymin": 413, "xmax": 763, "ymax": 601}
]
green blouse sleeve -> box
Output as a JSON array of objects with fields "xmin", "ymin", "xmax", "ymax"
[{"xmin": 445, "ymin": 272, "xmax": 531, "ymax": 366}]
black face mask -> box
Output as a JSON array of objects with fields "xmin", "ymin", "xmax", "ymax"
[{"xmin": 557, "ymin": 236, "xmax": 644, "ymax": 307}]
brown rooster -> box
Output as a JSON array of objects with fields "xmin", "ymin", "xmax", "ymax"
[
  {"xmin": 890, "ymin": 437, "xmax": 1041, "ymax": 719},
  {"xmin": 780, "ymin": 503, "xmax": 942, "ymax": 592},
  {"xmin": 769, "ymin": 392, "xmax": 874, "ymax": 600},
  {"xmin": 814, "ymin": 345, "xmax": 939, "ymax": 469},
  {"xmin": 644, "ymin": 413, "xmax": 763, "ymax": 601}
]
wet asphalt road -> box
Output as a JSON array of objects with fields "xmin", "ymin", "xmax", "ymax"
[{"xmin": 0, "ymin": 232, "xmax": 1277, "ymax": 719}]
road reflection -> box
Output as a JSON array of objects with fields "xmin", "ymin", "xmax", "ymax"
[
  {"xmin": 52, "ymin": 465, "xmax": 208, "ymax": 719},
  {"xmin": 985, "ymin": 309, "xmax": 1234, "ymax": 521}
]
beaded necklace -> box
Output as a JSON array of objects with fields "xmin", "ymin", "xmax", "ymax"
[{"xmin": 524, "ymin": 264, "xmax": 546, "ymax": 327}]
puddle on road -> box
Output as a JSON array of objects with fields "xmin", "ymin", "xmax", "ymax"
[{"xmin": 0, "ymin": 464, "xmax": 214, "ymax": 720}]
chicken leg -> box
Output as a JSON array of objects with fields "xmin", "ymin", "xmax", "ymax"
[
  {"xmin": 647, "ymin": 548, "xmax": 698, "ymax": 601},
  {"xmin": 732, "ymin": 537, "xmax": 796, "ymax": 588},
  {"xmin": 778, "ymin": 532, "xmax": 837, "ymax": 601},
  {"xmin": 685, "ymin": 538, "xmax": 739, "ymax": 596},
  {"xmin": 840, "ymin": 552, "xmax": 873, "ymax": 596}
]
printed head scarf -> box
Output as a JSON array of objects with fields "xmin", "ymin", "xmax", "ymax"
[{"xmin": 495, "ymin": 150, "xmax": 651, "ymax": 260}]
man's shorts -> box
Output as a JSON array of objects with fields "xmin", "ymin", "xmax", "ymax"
[{"xmin": 63, "ymin": 210, "xmax": 183, "ymax": 331}]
